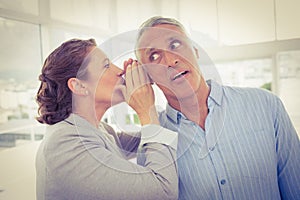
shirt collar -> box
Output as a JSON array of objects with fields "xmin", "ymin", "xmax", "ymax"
[
  {"xmin": 166, "ymin": 79, "xmax": 223, "ymax": 124},
  {"xmin": 206, "ymin": 79, "xmax": 223, "ymax": 106},
  {"xmin": 166, "ymin": 103, "xmax": 183, "ymax": 124}
]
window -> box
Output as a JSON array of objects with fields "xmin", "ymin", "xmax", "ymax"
[
  {"xmin": 0, "ymin": 17, "xmax": 43, "ymax": 148},
  {"xmin": 216, "ymin": 58, "xmax": 272, "ymax": 89},
  {"xmin": 277, "ymin": 51, "xmax": 300, "ymax": 133}
]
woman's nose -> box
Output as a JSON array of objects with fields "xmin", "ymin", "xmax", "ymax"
[{"xmin": 112, "ymin": 64, "xmax": 124, "ymax": 76}]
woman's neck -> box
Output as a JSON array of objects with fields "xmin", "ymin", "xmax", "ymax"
[{"xmin": 73, "ymin": 101, "xmax": 108, "ymax": 128}]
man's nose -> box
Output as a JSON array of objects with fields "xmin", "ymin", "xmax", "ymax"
[{"xmin": 162, "ymin": 51, "xmax": 179, "ymax": 67}]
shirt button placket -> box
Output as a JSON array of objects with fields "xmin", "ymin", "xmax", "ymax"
[
  {"xmin": 220, "ymin": 179, "xmax": 226, "ymax": 185},
  {"xmin": 209, "ymin": 146, "xmax": 233, "ymax": 199},
  {"xmin": 209, "ymin": 146, "xmax": 215, "ymax": 151}
]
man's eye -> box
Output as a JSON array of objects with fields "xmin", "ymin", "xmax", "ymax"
[
  {"xmin": 149, "ymin": 53, "xmax": 160, "ymax": 62},
  {"xmin": 104, "ymin": 60, "xmax": 110, "ymax": 68},
  {"xmin": 170, "ymin": 41, "xmax": 181, "ymax": 50}
]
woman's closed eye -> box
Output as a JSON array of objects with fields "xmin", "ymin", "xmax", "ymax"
[{"xmin": 104, "ymin": 59, "xmax": 110, "ymax": 68}]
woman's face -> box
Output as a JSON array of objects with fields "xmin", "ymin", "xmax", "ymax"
[{"xmin": 83, "ymin": 47, "xmax": 125, "ymax": 107}]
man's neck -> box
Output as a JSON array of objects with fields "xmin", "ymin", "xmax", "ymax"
[{"xmin": 167, "ymin": 79, "xmax": 210, "ymax": 129}]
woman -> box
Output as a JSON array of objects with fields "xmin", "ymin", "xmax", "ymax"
[{"xmin": 35, "ymin": 38, "xmax": 178, "ymax": 200}]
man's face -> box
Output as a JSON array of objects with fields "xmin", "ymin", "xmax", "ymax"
[{"xmin": 137, "ymin": 24, "xmax": 203, "ymax": 101}]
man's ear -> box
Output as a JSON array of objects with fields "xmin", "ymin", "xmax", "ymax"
[
  {"xmin": 193, "ymin": 46, "xmax": 199, "ymax": 59},
  {"xmin": 67, "ymin": 78, "xmax": 88, "ymax": 96}
]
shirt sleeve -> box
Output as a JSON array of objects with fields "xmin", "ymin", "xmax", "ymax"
[
  {"xmin": 274, "ymin": 97, "xmax": 300, "ymax": 200},
  {"xmin": 140, "ymin": 124, "xmax": 178, "ymax": 150}
]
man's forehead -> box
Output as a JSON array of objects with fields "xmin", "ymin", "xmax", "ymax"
[{"xmin": 137, "ymin": 25, "xmax": 186, "ymax": 49}]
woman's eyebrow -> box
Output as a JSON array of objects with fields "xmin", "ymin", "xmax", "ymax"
[
  {"xmin": 145, "ymin": 47, "xmax": 156, "ymax": 56},
  {"xmin": 102, "ymin": 57, "xmax": 109, "ymax": 63}
]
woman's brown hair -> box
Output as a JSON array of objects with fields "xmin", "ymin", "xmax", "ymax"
[{"xmin": 36, "ymin": 38, "xmax": 96, "ymax": 125}]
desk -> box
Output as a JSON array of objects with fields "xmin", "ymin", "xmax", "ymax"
[{"xmin": 0, "ymin": 141, "xmax": 41, "ymax": 200}]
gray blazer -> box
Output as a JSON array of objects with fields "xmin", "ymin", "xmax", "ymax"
[{"xmin": 36, "ymin": 114, "xmax": 178, "ymax": 200}]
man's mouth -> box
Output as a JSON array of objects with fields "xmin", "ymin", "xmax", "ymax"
[{"xmin": 172, "ymin": 70, "xmax": 188, "ymax": 81}]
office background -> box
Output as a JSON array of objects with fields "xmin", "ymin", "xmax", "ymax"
[{"xmin": 0, "ymin": 0, "xmax": 299, "ymax": 199}]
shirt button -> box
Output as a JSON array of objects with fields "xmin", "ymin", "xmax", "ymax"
[
  {"xmin": 220, "ymin": 179, "xmax": 226, "ymax": 185},
  {"xmin": 209, "ymin": 146, "xmax": 215, "ymax": 151}
]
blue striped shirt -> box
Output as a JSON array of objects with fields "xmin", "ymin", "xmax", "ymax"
[{"xmin": 159, "ymin": 80, "xmax": 300, "ymax": 200}]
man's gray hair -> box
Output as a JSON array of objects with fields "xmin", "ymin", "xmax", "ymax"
[
  {"xmin": 136, "ymin": 16, "xmax": 187, "ymax": 43},
  {"xmin": 135, "ymin": 16, "xmax": 188, "ymax": 57}
]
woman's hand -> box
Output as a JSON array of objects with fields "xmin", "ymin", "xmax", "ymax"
[{"xmin": 122, "ymin": 59, "xmax": 159, "ymax": 125}]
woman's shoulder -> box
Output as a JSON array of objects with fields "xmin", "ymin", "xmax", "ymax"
[{"xmin": 42, "ymin": 119, "xmax": 106, "ymax": 153}]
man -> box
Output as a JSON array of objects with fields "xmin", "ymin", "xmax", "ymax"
[{"xmin": 134, "ymin": 16, "xmax": 300, "ymax": 200}]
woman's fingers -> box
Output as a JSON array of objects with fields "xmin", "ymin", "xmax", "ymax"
[
  {"xmin": 131, "ymin": 60, "xmax": 141, "ymax": 86},
  {"xmin": 123, "ymin": 58, "xmax": 153, "ymax": 101},
  {"xmin": 122, "ymin": 58, "xmax": 157, "ymax": 125},
  {"xmin": 138, "ymin": 62, "xmax": 151, "ymax": 84},
  {"xmin": 125, "ymin": 62, "xmax": 134, "ymax": 91},
  {"xmin": 122, "ymin": 58, "xmax": 134, "ymax": 77},
  {"xmin": 126, "ymin": 60, "xmax": 143, "ymax": 89}
]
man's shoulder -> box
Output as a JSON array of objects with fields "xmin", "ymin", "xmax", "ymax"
[
  {"xmin": 222, "ymin": 85, "xmax": 282, "ymax": 113},
  {"xmin": 224, "ymin": 85, "xmax": 277, "ymax": 100}
]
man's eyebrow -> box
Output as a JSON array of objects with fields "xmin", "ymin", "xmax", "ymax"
[
  {"xmin": 144, "ymin": 36, "xmax": 180, "ymax": 55},
  {"xmin": 147, "ymin": 37, "xmax": 180, "ymax": 49},
  {"xmin": 145, "ymin": 47, "xmax": 156, "ymax": 56},
  {"xmin": 167, "ymin": 36, "xmax": 182, "ymax": 43},
  {"xmin": 167, "ymin": 37, "xmax": 176, "ymax": 42}
]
